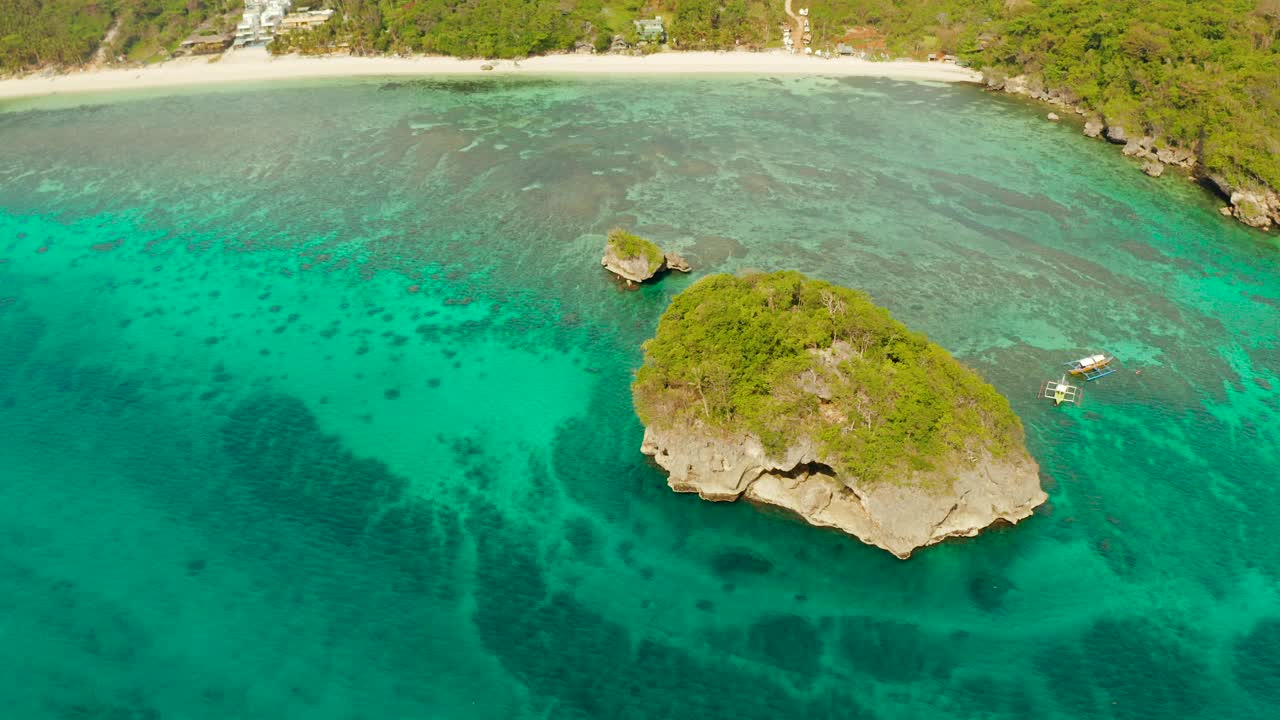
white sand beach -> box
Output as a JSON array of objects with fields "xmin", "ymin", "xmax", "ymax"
[{"xmin": 0, "ymin": 48, "xmax": 982, "ymax": 101}]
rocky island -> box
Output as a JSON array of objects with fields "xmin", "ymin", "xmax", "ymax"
[
  {"xmin": 601, "ymin": 228, "xmax": 690, "ymax": 284},
  {"xmin": 633, "ymin": 271, "xmax": 1046, "ymax": 558}
]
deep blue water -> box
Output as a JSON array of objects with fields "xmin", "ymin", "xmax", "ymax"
[{"xmin": 1, "ymin": 76, "xmax": 1278, "ymax": 719}]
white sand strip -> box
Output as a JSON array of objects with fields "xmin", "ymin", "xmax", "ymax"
[{"xmin": 0, "ymin": 49, "xmax": 982, "ymax": 101}]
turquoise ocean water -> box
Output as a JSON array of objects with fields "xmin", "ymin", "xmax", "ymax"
[{"xmin": 1, "ymin": 76, "xmax": 1277, "ymax": 719}]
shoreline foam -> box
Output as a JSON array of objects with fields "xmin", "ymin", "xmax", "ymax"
[{"xmin": 0, "ymin": 48, "xmax": 982, "ymax": 101}]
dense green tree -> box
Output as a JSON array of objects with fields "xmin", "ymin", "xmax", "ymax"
[
  {"xmin": 0, "ymin": 0, "xmax": 241, "ymax": 72},
  {"xmin": 0, "ymin": 0, "xmax": 112, "ymax": 68}
]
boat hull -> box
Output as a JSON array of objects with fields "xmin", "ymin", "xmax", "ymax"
[{"xmin": 1068, "ymin": 358, "xmax": 1113, "ymax": 375}]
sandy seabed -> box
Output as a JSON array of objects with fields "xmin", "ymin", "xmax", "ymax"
[{"xmin": 0, "ymin": 48, "xmax": 982, "ymax": 100}]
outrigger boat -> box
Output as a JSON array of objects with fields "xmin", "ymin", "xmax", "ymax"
[
  {"xmin": 1039, "ymin": 375, "xmax": 1082, "ymax": 406},
  {"xmin": 1066, "ymin": 352, "xmax": 1117, "ymax": 381}
]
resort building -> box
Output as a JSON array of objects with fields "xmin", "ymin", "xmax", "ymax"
[
  {"xmin": 633, "ymin": 18, "xmax": 666, "ymax": 44},
  {"xmin": 179, "ymin": 27, "xmax": 234, "ymax": 55},
  {"xmin": 233, "ymin": 0, "xmax": 296, "ymax": 48},
  {"xmin": 280, "ymin": 8, "xmax": 336, "ymax": 34}
]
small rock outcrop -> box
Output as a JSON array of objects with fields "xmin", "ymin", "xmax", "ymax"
[
  {"xmin": 664, "ymin": 252, "xmax": 691, "ymax": 273},
  {"xmin": 1229, "ymin": 188, "xmax": 1280, "ymax": 230},
  {"xmin": 601, "ymin": 228, "xmax": 691, "ymax": 284},
  {"xmin": 1122, "ymin": 136, "xmax": 1156, "ymax": 158},
  {"xmin": 1083, "ymin": 118, "xmax": 1104, "ymax": 138},
  {"xmin": 1104, "ymin": 124, "xmax": 1128, "ymax": 144},
  {"xmin": 1002, "ymin": 74, "xmax": 1031, "ymax": 94},
  {"xmin": 1047, "ymin": 112, "xmax": 1060, "ymax": 121},
  {"xmin": 633, "ymin": 271, "xmax": 1047, "ymax": 559},
  {"xmin": 1156, "ymin": 145, "xmax": 1196, "ymax": 168},
  {"xmin": 1207, "ymin": 175, "xmax": 1280, "ymax": 230},
  {"xmin": 1142, "ymin": 160, "xmax": 1165, "ymax": 177}
]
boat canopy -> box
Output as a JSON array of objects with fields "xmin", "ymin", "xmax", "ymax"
[{"xmin": 1075, "ymin": 353, "xmax": 1108, "ymax": 367}]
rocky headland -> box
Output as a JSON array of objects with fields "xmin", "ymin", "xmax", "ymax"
[
  {"xmin": 632, "ymin": 271, "xmax": 1047, "ymax": 559},
  {"xmin": 985, "ymin": 72, "xmax": 1280, "ymax": 231},
  {"xmin": 601, "ymin": 228, "xmax": 691, "ymax": 284}
]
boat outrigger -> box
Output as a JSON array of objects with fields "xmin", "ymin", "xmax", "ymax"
[
  {"xmin": 1066, "ymin": 352, "xmax": 1117, "ymax": 381},
  {"xmin": 1039, "ymin": 375, "xmax": 1082, "ymax": 406}
]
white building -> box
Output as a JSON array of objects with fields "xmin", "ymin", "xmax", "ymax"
[{"xmin": 233, "ymin": 0, "xmax": 296, "ymax": 48}]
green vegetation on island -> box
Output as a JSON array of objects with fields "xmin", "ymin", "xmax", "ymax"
[
  {"xmin": 633, "ymin": 271, "xmax": 1023, "ymax": 483},
  {"xmin": 607, "ymin": 228, "xmax": 665, "ymax": 275}
]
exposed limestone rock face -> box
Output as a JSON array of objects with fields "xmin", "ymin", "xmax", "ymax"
[
  {"xmin": 1205, "ymin": 175, "xmax": 1280, "ymax": 229},
  {"xmin": 1229, "ymin": 188, "xmax": 1280, "ymax": 230},
  {"xmin": 1156, "ymin": 145, "xmax": 1196, "ymax": 168},
  {"xmin": 1047, "ymin": 112, "xmax": 1060, "ymax": 121},
  {"xmin": 664, "ymin": 252, "xmax": 692, "ymax": 273},
  {"xmin": 1122, "ymin": 136, "xmax": 1156, "ymax": 158},
  {"xmin": 1142, "ymin": 161, "xmax": 1165, "ymax": 178},
  {"xmin": 1105, "ymin": 125, "xmax": 1128, "ymax": 144},
  {"xmin": 1083, "ymin": 118, "xmax": 1104, "ymax": 138},
  {"xmin": 641, "ymin": 424, "xmax": 1046, "ymax": 560}
]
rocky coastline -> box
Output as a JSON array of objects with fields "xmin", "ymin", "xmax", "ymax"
[
  {"xmin": 641, "ymin": 423, "xmax": 1046, "ymax": 559},
  {"xmin": 985, "ymin": 72, "xmax": 1280, "ymax": 231}
]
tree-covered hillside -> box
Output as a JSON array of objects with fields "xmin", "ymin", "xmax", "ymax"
[
  {"xmin": 270, "ymin": 0, "xmax": 782, "ymax": 58},
  {"xmin": 0, "ymin": 0, "xmax": 241, "ymax": 72}
]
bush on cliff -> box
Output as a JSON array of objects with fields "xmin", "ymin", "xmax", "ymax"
[{"xmin": 633, "ymin": 271, "xmax": 1023, "ymax": 482}]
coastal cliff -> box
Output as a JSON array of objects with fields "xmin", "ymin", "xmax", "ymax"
[
  {"xmin": 633, "ymin": 271, "xmax": 1046, "ymax": 558},
  {"xmin": 641, "ymin": 424, "xmax": 1045, "ymax": 559},
  {"xmin": 986, "ymin": 73, "xmax": 1280, "ymax": 231}
]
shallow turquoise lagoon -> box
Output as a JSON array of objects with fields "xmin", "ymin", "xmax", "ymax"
[{"xmin": 1, "ymin": 76, "xmax": 1278, "ymax": 719}]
